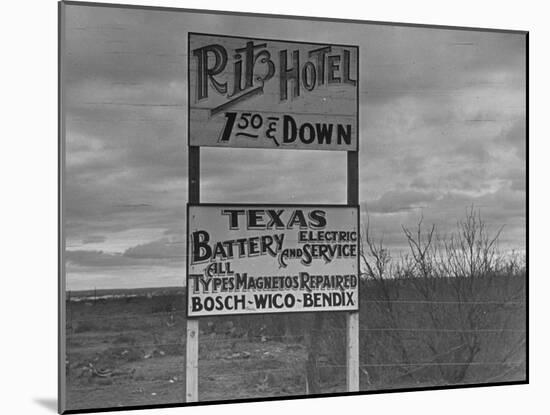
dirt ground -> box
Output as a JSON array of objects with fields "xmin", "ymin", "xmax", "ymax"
[
  {"xmin": 65, "ymin": 281, "xmax": 526, "ymax": 411},
  {"xmin": 66, "ymin": 337, "xmax": 323, "ymax": 409},
  {"xmin": 65, "ymin": 291, "xmax": 347, "ymax": 411}
]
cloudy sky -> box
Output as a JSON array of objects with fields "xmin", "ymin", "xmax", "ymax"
[{"xmin": 63, "ymin": 4, "xmax": 526, "ymax": 290}]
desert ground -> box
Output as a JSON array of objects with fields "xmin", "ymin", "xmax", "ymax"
[{"xmin": 65, "ymin": 270, "xmax": 526, "ymax": 411}]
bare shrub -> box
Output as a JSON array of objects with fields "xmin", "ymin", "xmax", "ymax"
[
  {"xmin": 359, "ymin": 215, "xmax": 414, "ymax": 383},
  {"xmin": 355, "ymin": 207, "xmax": 526, "ymax": 387}
]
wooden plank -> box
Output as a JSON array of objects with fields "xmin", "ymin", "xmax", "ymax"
[
  {"xmin": 188, "ymin": 34, "xmax": 358, "ymax": 151},
  {"xmin": 187, "ymin": 205, "xmax": 358, "ymax": 317},
  {"xmin": 188, "ymin": 146, "xmax": 200, "ymax": 201},
  {"xmin": 186, "ymin": 145, "xmax": 200, "ymax": 402},
  {"xmin": 346, "ymin": 312, "xmax": 360, "ymax": 391},
  {"xmin": 58, "ymin": 3, "xmax": 67, "ymax": 413},
  {"xmin": 347, "ymin": 150, "xmax": 359, "ymax": 205},
  {"xmin": 189, "ymin": 110, "xmax": 357, "ymax": 151},
  {"xmin": 185, "ymin": 320, "xmax": 199, "ymax": 402},
  {"xmin": 347, "ymin": 149, "xmax": 360, "ymax": 392}
]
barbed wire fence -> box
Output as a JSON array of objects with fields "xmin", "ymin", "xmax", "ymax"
[
  {"xmin": 64, "ymin": 210, "xmax": 526, "ymax": 409},
  {"xmin": 64, "ymin": 292, "xmax": 526, "ymax": 410}
]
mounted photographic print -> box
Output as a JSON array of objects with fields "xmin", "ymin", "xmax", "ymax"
[{"xmin": 59, "ymin": 1, "xmax": 528, "ymax": 413}]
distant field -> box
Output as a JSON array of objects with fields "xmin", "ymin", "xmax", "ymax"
[{"xmin": 65, "ymin": 274, "xmax": 526, "ymax": 411}]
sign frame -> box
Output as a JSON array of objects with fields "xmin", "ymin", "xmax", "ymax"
[
  {"xmin": 185, "ymin": 31, "xmax": 361, "ymax": 401},
  {"xmin": 187, "ymin": 32, "xmax": 360, "ymax": 152},
  {"xmin": 185, "ymin": 202, "xmax": 361, "ymax": 318}
]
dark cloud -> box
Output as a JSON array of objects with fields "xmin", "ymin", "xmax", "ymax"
[
  {"xmin": 361, "ymin": 28, "xmax": 525, "ymax": 105},
  {"xmin": 362, "ymin": 185, "xmax": 525, "ymax": 254},
  {"xmin": 501, "ymin": 118, "xmax": 527, "ymax": 160},
  {"xmin": 123, "ymin": 238, "xmax": 185, "ymax": 260},
  {"xmin": 81, "ymin": 235, "xmax": 106, "ymax": 244},
  {"xmin": 366, "ymin": 189, "xmax": 437, "ymax": 213},
  {"xmin": 507, "ymin": 167, "xmax": 527, "ymax": 192},
  {"xmin": 66, "ymin": 250, "xmax": 143, "ymax": 267},
  {"xmin": 66, "ymin": 248, "xmax": 185, "ymax": 268},
  {"xmin": 451, "ymin": 139, "xmax": 492, "ymax": 164}
]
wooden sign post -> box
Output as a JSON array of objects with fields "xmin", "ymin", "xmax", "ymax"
[
  {"xmin": 346, "ymin": 151, "xmax": 359, "ymax": 392},
  {"xmin": 185, "ymin": 33, "xmax": 360, "ymax": 401},
  {"xmin": 186, "ymin": 146, "xmax": 200, "ymax": 402}
]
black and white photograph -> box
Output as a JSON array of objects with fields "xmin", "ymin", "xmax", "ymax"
[{"xmin": 58, "ymin": 1, "xmax": 527, "ymax": 413}]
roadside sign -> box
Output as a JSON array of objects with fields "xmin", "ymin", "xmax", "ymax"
[
  {"xmin": 188, "ymin": 33, "xmax": 359, "ymax": 151},
  {"xmin": 187, "ymin": 204, "xmax": 360, "ymax": 316}
]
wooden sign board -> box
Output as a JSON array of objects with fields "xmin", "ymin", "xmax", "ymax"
[
  {"xmin": 188, "ymin": 33, "xmax": 359, "ymax": 151},
  {"xmin": 187, "ymin": 204, "xmax": 360, "ymax": 316}
]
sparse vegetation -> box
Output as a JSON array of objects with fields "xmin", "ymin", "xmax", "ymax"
[
  {"xmin": 357, "ymin": 207, "xmax": 526, "ymax": 387},
  {"xmin": 65, "ymin": 209, "xmax": 526, "ymax": 410}
]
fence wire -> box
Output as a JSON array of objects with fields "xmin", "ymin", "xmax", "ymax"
[{"xmin": 65, "ymin": 287, "xmax": 526, "ymax": 409}]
